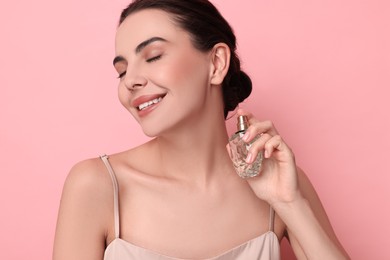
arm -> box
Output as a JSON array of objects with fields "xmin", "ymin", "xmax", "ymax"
[
  {"xmin": 235, "ymin": 109, "xmax": 349, "ymax": 259},
  {"xmin": 275, "ymin": 168, "xmax": 349, "ymax": 260},
  {"xmin": 53, "ymin": 159, "xmax": 112, "ymax": 260}
]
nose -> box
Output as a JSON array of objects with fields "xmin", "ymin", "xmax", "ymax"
[{"xmin": 124, "ymin": 69, "xmax": 148, "ymax": 91}]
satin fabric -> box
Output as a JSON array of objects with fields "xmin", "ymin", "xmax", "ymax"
[{"xmin": 100, "ymin": 155, "xmax": 281, "ymax": 260}]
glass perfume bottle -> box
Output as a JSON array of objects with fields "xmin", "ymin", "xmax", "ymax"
[{"xmin": 229, "ymin": 115, "xmax": 263, "ymax": 178}]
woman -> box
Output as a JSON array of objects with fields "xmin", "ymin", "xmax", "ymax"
[{"xmin": 53, "ymin": 0, "xmax": 349, "ymax": 259}]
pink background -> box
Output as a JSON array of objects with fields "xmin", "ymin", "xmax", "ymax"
[{"xmin": 1, "ymin": 0, "xmax": 389, "ymax": 259}]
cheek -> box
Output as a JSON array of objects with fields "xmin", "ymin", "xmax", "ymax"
[
  {"xmin": 174, "ymin": 60, "xmax": 211, "ymax": 110},
  {"xmin": 157, "ymin": 52, "xmax": 209, "ymax": 86},
  {"xmin": 177, "ymin": 56, "xmax": 210, "ymax": 96},
  {"xmin": 117, "ymin": 84, "xmax": 141, "ymax": 122},
  {"xmin": 176, "ymin": 55, "xmax": 206, "ymax": 83}
]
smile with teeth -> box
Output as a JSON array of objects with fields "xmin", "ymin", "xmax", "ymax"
[{"xmin": 138, "ymin": 97, "xmax": 163, "ymax": 111}]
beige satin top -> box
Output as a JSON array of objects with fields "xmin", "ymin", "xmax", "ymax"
[{"xmin": 100, "ymin": 155, "xmax": 281, "ymax": 260}]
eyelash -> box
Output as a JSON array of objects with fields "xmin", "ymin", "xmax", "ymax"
[
  {"xmin": 117, "ymin": 55, "xmax": 162, "ymax": 79},
  {"xmin": 146, "ymin": 55, "xmax": 162, "ymax": 63}
]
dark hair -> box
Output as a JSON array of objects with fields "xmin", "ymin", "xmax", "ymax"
[{"xmin": 119, "ymin": 0, "xmax": 252, "ymax": 118}]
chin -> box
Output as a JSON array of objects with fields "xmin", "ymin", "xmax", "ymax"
[
  {"xmin": 142, "ymin": 129, "xmax": 159, "ymax": 138},
  {"xmin": 139, "ymin": 121, "xmax": 166, "ymax": 138},
  {"xmin": 140, "ymin": 119, "xmax": 178, "ymax": 138}
]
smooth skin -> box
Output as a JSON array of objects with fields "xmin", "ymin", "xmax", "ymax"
[{"xmin": 53, "ymin": 9, "xmax": 349, "ymax": 260}]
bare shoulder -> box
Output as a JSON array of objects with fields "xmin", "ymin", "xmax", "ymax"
[
  {"xmin": 61, "ymin": 157, "xmax": 114, "ymax": 206},
  {"xmin": 65, "ymin": 157, "xmax": 112, "ymax": 190},
  {"xmin": 53, "ymin": 157, "xmax": 113, "ymax": 260},
  {"xmin": 63, "ymin": 156, "xmax": 116, "ymax": 218}
]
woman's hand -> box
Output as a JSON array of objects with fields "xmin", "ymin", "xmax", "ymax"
[
  {"xmin": 232, "ymin": 108, "xmax": 302, "ymax": 206},
  {"xmin": 228, "ymin": 109, "xmax": 350, "ymax": 259}
]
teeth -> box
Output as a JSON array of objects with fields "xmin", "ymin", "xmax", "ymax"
[{"xmin": 138, "ymin": 97, "xmax": 162, "ymax": 110}]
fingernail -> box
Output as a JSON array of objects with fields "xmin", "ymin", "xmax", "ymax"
[
  {"xmin": 246, "ymin": 152, "xmax": 253, "ymax": 163},
  {"xmin": 264, "ymin": 150, "xmax": 269, "ymax": 158}
]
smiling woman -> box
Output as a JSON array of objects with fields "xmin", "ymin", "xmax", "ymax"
[
  {"xmin": 53, "ymin": 0, "xmax": 350, "ymax": 259},
  {"xmin": 115, "ymin": 9, "xmax": 226, "ymax": 135}
]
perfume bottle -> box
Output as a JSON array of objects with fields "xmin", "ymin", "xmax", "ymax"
[{"xmin": 229, "ymin": 115, "xmax": 263, "ymax": 178}]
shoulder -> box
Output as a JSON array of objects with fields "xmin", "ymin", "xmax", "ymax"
[
  {"xmin": 57, "ymin": 156, "xmax": 115, "ymax": 232},
  {"xmin": 63, "ymin": 157, "xmax": 113, "ymax": 198},
  {"xmin": 53, "ymin": 157, "xmax": 114, "ymax": 259},
  {"xmin": 59, "ymin": 157, "xmax": 114, "ymax": 220}
]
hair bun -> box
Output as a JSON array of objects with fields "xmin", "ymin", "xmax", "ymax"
[{"xmin": 237, "ymin": 71, "xmax": 252, "ymax": 102}]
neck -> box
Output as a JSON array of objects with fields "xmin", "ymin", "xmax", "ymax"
[{"xmin": 152, "ymin": 110, "xmax": 234, "ymax": 187}]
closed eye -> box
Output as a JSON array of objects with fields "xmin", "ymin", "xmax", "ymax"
[
  {"xmin": 146, "ymin": 55, "xmax": 162, "ymax": 63},
  {"xmin": 116, "ymin": 55, "xmax": 161, "ymax": 78}
]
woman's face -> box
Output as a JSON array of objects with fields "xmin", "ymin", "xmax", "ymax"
[{"xmin": 114, "ymin": 9, "xmax": 213, "ymax": 137}]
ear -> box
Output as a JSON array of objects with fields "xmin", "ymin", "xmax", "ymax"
[{"xmin": 209, "ymin": 43, "xmax": 230, "ymax": 85}]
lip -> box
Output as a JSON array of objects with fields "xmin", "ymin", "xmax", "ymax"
[{"xmin": 132, "ymin": 93, "xmax": 166, "ymax": 109}]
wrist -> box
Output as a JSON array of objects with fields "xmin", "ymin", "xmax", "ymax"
[{"xmin": 270, "ymin": 191, "xmax": 307, "ymax": 213}]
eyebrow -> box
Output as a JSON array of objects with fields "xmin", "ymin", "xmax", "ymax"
[{"xmin": 113, "ymin": 36, "xmax": 167, "ymax": 65}]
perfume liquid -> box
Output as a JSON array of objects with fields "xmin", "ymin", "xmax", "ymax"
[{"xmin": 229, "ymin": 115, "xmax": 263, "ymax": 178}]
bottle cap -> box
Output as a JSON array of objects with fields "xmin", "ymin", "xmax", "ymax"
[{"xmin": 237, "ymin": 115, "xmax": 249, "ymax": 131}]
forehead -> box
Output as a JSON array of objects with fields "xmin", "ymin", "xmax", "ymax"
[{"xmin": 115, "ymin": 9, "xmax": 185, "ymax": 52}]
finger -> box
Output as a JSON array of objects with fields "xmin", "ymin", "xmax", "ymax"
[
  {"xmin": 237, "ymin": 108, "xmax": 253, "ymax": 118},
  {"xmin": 242, "ymin": 120, "xmax": 279, "ymax": 143},
  {"xmin": 237, "ymin": 108, "xmax": 262, "ymax": 127},
  {"xmin": 264, "ymin": 135, "xmax": 291, "ymax": 158},
  {"xmin": 237, "ymin": 109, "xmax": 279, "ymax": 139},
  {"xmin": 245, "ymin": 133, "xmax": 272, "ymax": 163},
  {"xmin": 237, "ymin": 109, "xmax": 269, "ymax": 128}
]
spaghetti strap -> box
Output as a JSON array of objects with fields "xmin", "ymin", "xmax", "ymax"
[
  {"xmin": 268, "ymin": 206, "xmax": 275, "ymax": 232},
  {"xmin": 100, "ymin": 154, "xmax": 120, "ymax": 239}
]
